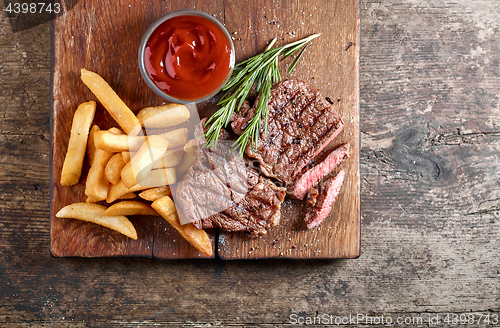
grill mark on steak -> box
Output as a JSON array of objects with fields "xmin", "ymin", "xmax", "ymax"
[
  {"xmin": 232, "ymin": 80, "xmax": 344, "ymax": 186},
  {"xmin": 285, "ymin": 102, "xmax": 331, "ymax": 175},
  {"xmin": 177, "ymin": 80, "xmax": 347, "ymax": 238},
  {"xmin": 175, "ymin": 122, "xmax": 287, "ymax": 236},
  {"xmin": 206, "ymin": 174, "xmax": 286, "ymax": 236}
]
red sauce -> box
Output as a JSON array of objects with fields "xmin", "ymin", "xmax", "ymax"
[{"xmin": 144, "ymin": 15, "xmax": 234, "ymax": 101}]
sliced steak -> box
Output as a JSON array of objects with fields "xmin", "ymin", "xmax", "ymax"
[
  {"xmin": 287, "ymin": 143, "xmax": 349, "ymax": 199},
  {"xmin": 305, "ymin": 170, "xmax": 346, "ymax": 229},
  {"xmin": 231, "ymin": 80, "xmax": 344, "ymax": 185},
  {"xmin": 175, "ymin": 123, "xmax": 286, "ymax": 236},
  {"xmin": 175, "ymin": 141, "xmax": 245, "ymax": 228},
  {"xmin": 208, "ymin": 174, "xmax": 286, "ymax": 236}
]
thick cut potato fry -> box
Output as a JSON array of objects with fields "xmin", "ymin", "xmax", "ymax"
[
  {"xmin": 107, "ymin": 180, "xmax": 142, "ymax": 203},
  {"xmin": 138, "ymin": 167, "xmax": 176, "ymax": 188},
  {"xmin": 56, "ymin": 203, "xmax": 137, "ymax": 240},
  {"xmin": 149, "ymin": 128, "xmax": 188, "ymax": 148},
  {"xmin": 160, "ymin": 128, "xmax": 188, "ymax": 148},
  {"xmin": 104, "ymin": 200, "xmax": 158, "ymax": 216},
  {"xmin": 183, "ymin": 139, "xmax": 199, "ymax": 156},
  {"xmin": 151, "ymin": 196, "xmax": 213, "ymax": 256},
  {"xmin": 122, "ymin": 151, "xmax": 132, "ymax": 163},
  {"xmin": 151, "ymin": 149, "xmax": 184, "ymax": 169},
  {"xmin": 119, "ymin": 192, "xmax": 137, "ymax": 200},
  {"xmin": 108, "ymin": 127, "xmax": 123, "ymax": 135},
  {"xmin": 138, "ymin": 187, "xmax": 172, "ymax": 201},
  {"xmin": 137, "ymin": 104, "xmax": 190, "ymax": 129},
  {"xmin": 176, "ymin": 152, "xmax": 197, "ymax": 177},
  {"xmin": 60, "ymin": 101, "xmax": 96, "ymax": 186},
  {"xmin": 106, "ymin": 174, "xmax": 176, "ymax": 203},
  {"xmin": 80, "ymin": 69, "xmax": 141, "ymax": 134},
  {"xmin": 87, "ymin": 125, "xmax": 100, "ymax": 166},
  {"xmin": 86, "ymin": 195, "xmax": 101, "ymax": 203},
  {"xmin": 85, "ymin": 148, "xmax": 113, "ymax": 201},
  {"xmin": 121, "ymin": 135, "xmax": 170, "ymax": 188},
  {"xmin": 94, "ymin": 131, "xmax": 145, "ymax": 152},
  {"xmin": 105, "ymin": 153, "xmax": 126, "ymax": 185}
]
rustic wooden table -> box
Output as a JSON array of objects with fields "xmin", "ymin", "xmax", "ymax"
[{"xmin": 1, "ymin": 1, "xmax": 498, "ymax": 327}]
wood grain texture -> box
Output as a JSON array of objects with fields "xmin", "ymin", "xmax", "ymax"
[
  {"xmin": 0, "ymin": 0, "xmax": 499, "ymax": 326},
  {"xmin": 50, "ymin": 0, "xmax": 360, "ymax": 259},
  {"xmin": 218, "ymin": 0, "xmax": 360, "ymax": 259}
]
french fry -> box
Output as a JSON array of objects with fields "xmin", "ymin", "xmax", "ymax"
[
  {"xmin": 105, "ymin": 153, "xmax": 126, "ymax": 185},
  {"xmin": 107, "ymin": 180, "xmax": 143, "ymax": 203},
  {"xmin": 121, "ymin": 135, "xmax": 170, "ymax": 188},
  {"xmin": 108, "ymin": 127, "xmax": 123, "ymax": 135},
  {"xmin": 56, "ymin": 203, "xmax": 137, "ymax": 240},
  {"xmin": 94, "ymin": 131, "xmax": 145, "ymax": 152},
  {"xmin": 183, "ymin": 139, "xmax": 199, "ymax": 156},
  {"xmin": 176, "ymin": 152, "xmax": 197, "ymax": 177},
  {"xmin": 138, "ymin": 187, "xmax": 172, "ymax": 202},
  {"xmin": 159, "ymin": 128, "xmax": 188, "ymax": 148},
  {"xmin": 119, "ymin": 192, "xmax": 137, "ymax": 200},
  {"xmin": 94, "ymin": 129, "xmax": 186, "ymax": 153},
  {"xmin": 80, "ymin": 69, "xmax": 141, "ymax": 134},
  {"xmin": 151, "ymin": 196, "xmax": 213, "ymax": 256},
  {"xmin": 122, "ymin": 151, "xmax": 132, "ymax": 163},
  {"xmin": 85, "ymin": 148, "xmax": 113, "ymax": 201},
  {"xmin": 104, "ymin": 200, "xmax": 158, "ymax": 216},
  {"xmin": 86, "ymin": 195, "xmax": 101, "ymax": 203},
  {"xmin": 107, "ymin": 174, "xmax": 176, "ymax": 203},
  {"xmin": 137, "ymin": 103, "xmax": 190, "ymax": 129},
  {"xmin": 87, "ymin": 125, "xmax": 100, "ymax": 166},
  {"xmin": 151, "ymin": 149, "xmax": 184, "ymax": 169},
  {"xmin": 138, "ymin": 167, "xmax": 176, "ymax": 188},
  {"xmin": 60, "ymin": 101, "xmax": 96, "ymax": 186}
]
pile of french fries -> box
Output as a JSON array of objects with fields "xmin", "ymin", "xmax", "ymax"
[{"xmin": 56, "ymin": 69, "xmax": 211, "ymax": 256}]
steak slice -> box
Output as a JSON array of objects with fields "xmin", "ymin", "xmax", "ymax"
[
  {"xmin": 231, "ymin": 80, "xmax": 344, "ymax": 185},
  {"xmin": 208, "ymin": 174, "xmax": 286, "ymax": 236},
  {"xmin": 174, "ymin": 123, "xmax": 286, "ymax": 236},
  {"xmin": 287, "ymin": 143, "xmax": 349, "ymax": 199},
  {"xmin": 175, "ymin": 141, "xmax": 246, "ymax": 228},
  {"xmin": 305, "ymin": 170, "xmax": 346, "ymax": 229}
]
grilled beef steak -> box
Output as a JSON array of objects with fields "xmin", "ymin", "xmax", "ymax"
[
  {"xmin": 175, "ymin": 123, "xmax": 286, "ymax": 236},
  {"xmin": 305, "ymin": 170, "xmax": 346, "ymax": 229},
  {"xmin": 176, "ymin": 80, "xmax": 347, "ymax": 237},
  {"xmin": 231, "ymin": 80, "xmax": 344, "ymax": 185},
  {"xmin": 176, "ymin": 151, "xmax": 286, "ymax": 236},
  {"xmin": 207, "ymin": 173, "xmax": 286, "ymax": 236},
  {"xmin": 287, "ymin": 143, "xmax": 349, "ymax": 199}
]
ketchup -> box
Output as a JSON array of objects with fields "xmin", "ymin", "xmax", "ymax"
[{"xmin": 144, "ymin": 15, "xmax": 234, "ymax": 101}]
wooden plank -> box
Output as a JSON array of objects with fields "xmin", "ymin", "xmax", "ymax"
[
  {"xmin": 217, "ymin": 0, "xmax": 361, "ymax": 259},
  {"xmin": 50, "ymin": 0, "xmax": 222, "ymax": 258}
]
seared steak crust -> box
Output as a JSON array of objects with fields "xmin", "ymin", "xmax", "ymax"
[
  {"xmin": 207, "ymin": 174, "xmax": 286, "ymax": 236},
  {"xmin": 175, "ymin": 123, "xmax": 286, "ymax": 236},
  {"xmin": 305, "ymin": 170, "xmax": 346, "ymax": 229},
  {"xmin": 231, "ymin": 80, "xmax": 344, "ymax": 185}
]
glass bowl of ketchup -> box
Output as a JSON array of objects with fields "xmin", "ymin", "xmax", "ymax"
[{"xmin": 138, "ymin": 10, "xmax": 235, "ymax": 104}]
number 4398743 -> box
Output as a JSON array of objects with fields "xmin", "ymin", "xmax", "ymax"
[
  {"xmin": 443, "ymin": 313, "xmax": 498, "ymax": 325},
  {"xmin": 5, "ymin": 2, "xmax": 61, "ymax": 14}
]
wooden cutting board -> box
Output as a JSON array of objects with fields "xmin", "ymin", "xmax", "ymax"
[{"xmin": 50, "ymin": 0, "xmax": 360, "ymax": 259}]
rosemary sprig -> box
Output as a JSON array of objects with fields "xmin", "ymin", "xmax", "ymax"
[{"xmin": 204, "ymin": 33, "xmax": 320, "ymax": 154}]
